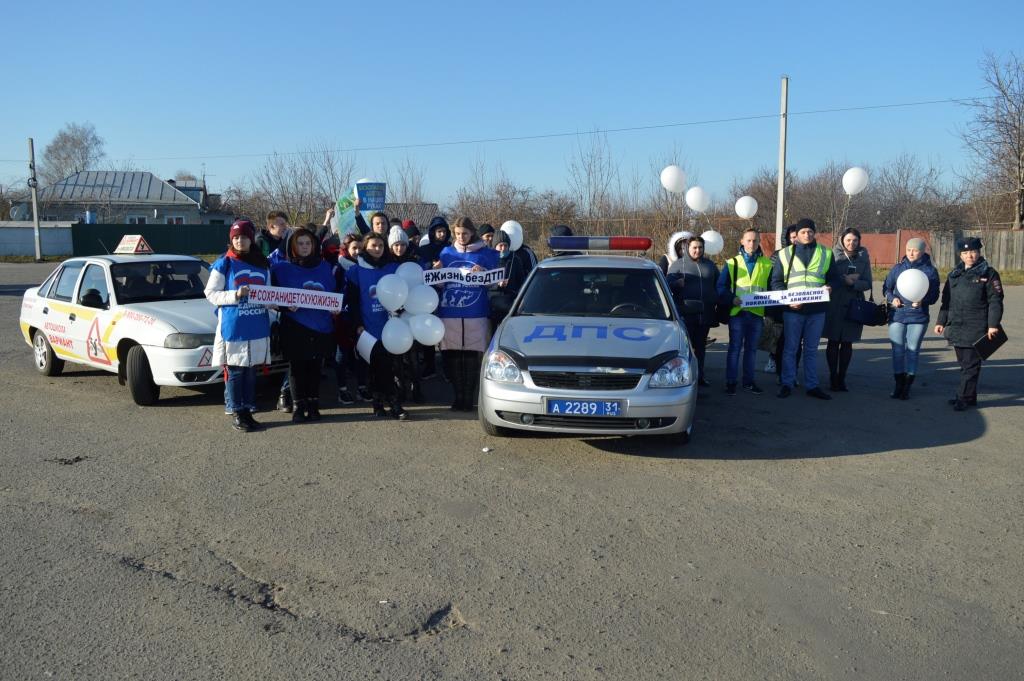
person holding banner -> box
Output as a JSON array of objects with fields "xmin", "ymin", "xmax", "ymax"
[
  {"xmin": 353, "ymin": 197, "xmax": 389, "ymax": 236},
  {"xmin": 205, "ymin": 220, "xmax": 272, "ymax": 432},
  {"xmin": 770, "ymin": 218, "xmax": 840, "ymax": 400},
  {"xmin": 935, "ymin": 237, "xmax": 1004, "ymax": 411},
  {"xmin": 824, "ymin": 228, "xmax": 873, "ymax": 392},
  {"xmin": 270, "ymin": 227, "xmax": 339, "ymax": 422},
  {"xmin": 436, "ymin": 217, "xmax": 499, "ymax": 411},
  {"xmin": 419, "ymin": 216, "xmax": 451, "ymax": 268},
  {"xmin": 346, "ymin": 233, "xmax": 407, "ymax": 419},
  {"xmin": 883, "ymin": 237, "xmax": 940, "ymax": 400},
  {"xmin": 717, "ymin": 228, "xmax": 771, "ymax": 395}
]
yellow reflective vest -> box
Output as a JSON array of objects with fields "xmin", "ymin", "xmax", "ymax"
[
  {"xmin": 727, "ymin": 254, "xmax": 773, "ymax": 317},
  {"xmin": 779, "ymin": 244, "xmax": 832, "ymax": 289}
]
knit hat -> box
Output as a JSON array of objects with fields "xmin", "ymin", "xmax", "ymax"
[
  {"xmin": 958, "ymin": 236, "xmax": 982, "ymax": 252},
  {"xmin": 229, "ymin": 219, "xmax": 255, "ymax": 240},
  {"xmin": 906, "ymin": 237, "xmax": 927, "ymax": 252},
  {"xmin": 493, "ymin": 229, "xmax": 511, "ymax": 248},
  {"xmin": 401, "ymin": 219, "xmax": 419, "ymax": 238},
  {"xmin": 479, "ymin": 223, "xmax": 495, "ymax": 236},
  {"xmin": 388, "ymin": 225, "xmax": 410, "ymax": 247},
  {"xmin": 795, "ymin": 218, "xmax": 816, "ymax": 233}
]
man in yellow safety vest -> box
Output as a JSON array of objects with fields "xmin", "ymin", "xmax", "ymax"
[
  {"xmin": 769, "ymin": 218, "xmax": 841, "ymax": 399},
  {"xmin": 717, "ymin": 227, "xmax": 772, "ymax": 396}
]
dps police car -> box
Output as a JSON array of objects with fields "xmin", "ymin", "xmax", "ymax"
[
  {"xmin": 18, "ymin": 236, "xmax": 281, "ymax": 406},
  {"xmin": 479, "ymin": 236, "xmax": 698, "ymax": 442}
]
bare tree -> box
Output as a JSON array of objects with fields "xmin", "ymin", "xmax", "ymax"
[
  {"xmin": 41, "ymin": 122, "xmax": 106, "ymax": 184},
  {"xmin": 566, "ymin": 132, "xmax": 619, "ymax": 220},
  {"xmin": 174, "ymin": 170, "xmax": 199, "ymax": 182},
  {"xmin": 382, "ymin": 155, "xmax": 426, "ymax": 204},
  {"xmin": 961, "ymin": 52, "xmax": 1024, "ymax": 230}
]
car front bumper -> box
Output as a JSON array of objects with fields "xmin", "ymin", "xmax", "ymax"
[
  {"xmin": 479, "ymin": 372, "xmax": 696, "ymax": 436},
  {"xmin": 144, "ymin": 346, "xmax": 287, "ymax": 387}
]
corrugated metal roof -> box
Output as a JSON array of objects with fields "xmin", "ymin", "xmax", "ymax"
[
  {"xmin": 39, "ymin": 171, "xmax": 199, "ymax": 206},
  {"xmin": 383, "ymin": 202, "xmax": 441, "ymax": 231}
]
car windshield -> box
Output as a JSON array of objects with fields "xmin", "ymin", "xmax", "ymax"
[
  {"xmin": 516, "ymin": 267, "xmax": 672, "ymax": 319},
  {"xmin": 111, "ymin": 260, "xmax": 210, "ymax": 304}
]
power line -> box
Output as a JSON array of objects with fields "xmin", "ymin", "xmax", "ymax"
[{"xmin": 0, "ymin": 95, "xmax": 991, "ymax": 165}]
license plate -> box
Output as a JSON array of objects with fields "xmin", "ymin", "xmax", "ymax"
[{"xmin": 546, "ymin": 399, "xmax": 623, "ymax": 416}]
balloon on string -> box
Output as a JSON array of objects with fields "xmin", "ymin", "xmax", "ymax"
[
  {"xmin": 408, "ymin": 313, "xmax": 445, "ymax": 346},
  {"xmin": 381, "ymin": 317, "xmax": 414, "ymax": 354},
  {"xmin": 660, "ymin": 165, "xmax": 687, "ymax": 194},
  {"xmin": 842, "ymin": 167, "xmax": 869, "ymax": 196},
  {"xmin": 701, "ymin": 230, "xmax": 725, "ymax": 256},
  {"xmin": 376, "ymin": 274, "xmax": 409, "ymax": 312},
  {"xmin": 500, "ymin": 220, "xmax": 524, "ymax": 250},
  {"xmin": 685, "ymin": 186, "xmax": 710, "ymax": 213},
  {"xmin": 896, "ymin": 269, "xmax": 929, "ymax": 303},
  {"xmin": 396, "ymin": 261, "xmax": 424, "ymax": 287},
  {"xmin": 404, "ymin": 285, "xmax": 439, "ymax": 315},
  {"xmin": 735, "ymin": 196, "xmax": 758, "ymax": 220}
]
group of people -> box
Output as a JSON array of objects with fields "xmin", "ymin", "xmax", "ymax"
[
  {"xmin": 205, "ymin": 210, "xmax": 540, "ymax": 432},
  {"xmin": 659, "ymin": 220, "xmax": 1004, "ymax": 409}
]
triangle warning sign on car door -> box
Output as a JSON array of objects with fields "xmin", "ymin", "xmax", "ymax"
[{"xmin": 86, "ymin": 318, "xmax": 112, "ymax": 365}]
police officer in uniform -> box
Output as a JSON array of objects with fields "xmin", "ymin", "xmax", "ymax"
[{"xmin": 934, "ymin": 237, "xmax": 1004, "ymax": 411}]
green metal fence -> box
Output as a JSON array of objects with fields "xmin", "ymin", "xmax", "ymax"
[{"xmin": 71, "ymin": 224, "xmax": 230, "ymax": 257}]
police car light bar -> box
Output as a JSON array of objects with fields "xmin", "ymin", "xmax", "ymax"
[{"xmin": 548, "ymin": 236, "xmax": 653, "ymax": 251}]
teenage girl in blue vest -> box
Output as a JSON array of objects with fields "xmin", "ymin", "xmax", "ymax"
[
  {"xmin": 271, "ymin": 226, "xmax": 340, "ymax": 422},
  {"xmin": 434, "ymin": 217, "xmax": 499, "ymax": 411},
  {"xmin": 345, "ymin": 232, "xmax": 407, "ymax": 419},
  {"xmin": 205, "ymin": 220, "xmax": 272, "ymax": 432}
]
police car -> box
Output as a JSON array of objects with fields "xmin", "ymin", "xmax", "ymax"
[
  {"xmin": 18, "ymin": 236, "xmax": 282, "ymax": 406},
  {"xmin": 479, "ymin": 236, "xmax": 698, "ymax": 442}
]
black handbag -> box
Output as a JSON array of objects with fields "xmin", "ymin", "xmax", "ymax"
[
  {"xmin": 714, "ymin": 259, "xmax": 737, "ymax": 326},
  {"xmin": 846, "ymin": 290, "xmax": 888, "ymax": 326}
]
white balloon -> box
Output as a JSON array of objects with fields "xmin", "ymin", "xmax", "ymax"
[
  {"xmin": 376, "ymin": 274, "xmax": 409, "ymax": 312},
  {"xmin": 408, "ymin": 314, "xmax": 445, "ymax": 346},
  {"xmin": 353, "ymin": 177, "xmax": 372, "ymax": 197},
  {"xmin": 500, "ymin": 220, "xmax": 524, "ymax": 251},
  {"xmin": 842, "ymin": 167, "xmax": 869, "ymax": 196},
  {"xmin": 735, "ymin": 196, "xmax": 758, "ymax": 220},
  {"xmin": 685, "ymin": 186, "xmax": 710, "ymax": 213},
  {"xmin": 396, "ymin": 261, "xmax": 424, "ymax": 287},
  {"xmin": 701, "ymin": 230, "xmax": 725, "ymax": 256},
  {"xmin": 660, "ymin": 165, "xmax": 687, "ymax": 194},
  {"xmin": 381, "ymin": 317, "xmax": 414, "ymax": 354},
  {"xmin": 404, "ymin": 285, "xmax": 439, "ymax": 315},
  {"xmin": 896, "ymin": 269, "xmax": 929, "ymax": 303}
]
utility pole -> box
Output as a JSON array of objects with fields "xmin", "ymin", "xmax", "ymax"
[
  {"xmin": 28, "ymin": 138, "xmax": 42, "ymax": 262},
  {"xmin": 775, "ymin": 76, "xmax": 789, "ymax": 249}
]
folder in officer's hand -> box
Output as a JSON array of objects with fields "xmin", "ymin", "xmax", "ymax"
[{"xmin": 973, "ymin": 325, "xmax": 1008, "ymax": 360}]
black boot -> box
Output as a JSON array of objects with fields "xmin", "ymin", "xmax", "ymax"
[
  {"xmin": 277, "ymin": 391, "xmax": 293, "ymax": 413},
  {"xmin": 899, "ymin": 374, "xmax": 914, "ymax": 400},
  {"xmin": 372, "ymin": 394, "xmax": 388, "ymax": 418},
  {"xmin": 443, "ymin": 351, "xmax": 462, "ymax": 409},
  {"xmin": 242, "ymin": 410, "xmax": 264, "ymax": 431},
  {"xmin": 232, "ymin": 412, "xmax": 252, "ymax": 432},
  {"xmin": 390, "ymin": 400, "xmax": 408, "ymax": 420},
  {"xmin": 829, "ymin": 373, "xmax": 840, "ymax": 391},
  {"xmin": 834, "ymin": 372, "xmax": 849, "ymax": 392},
  {"xmin": 291, "ymin": 399, "xmax": 308, "ymax": 423},
  {"xmin": 307, "ymin": 397, "xmax": 321, "ymax": 421},
  {"xmin": 462, "ymin": 352, "xmax": 480, "ymax": 412},
  {"xmin": 890, "ymin": 373, "xmax": 906, "ymax": 399}
]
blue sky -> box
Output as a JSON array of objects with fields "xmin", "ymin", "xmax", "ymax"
[{"xmin": 2, "ymin": 0, "xmax": 1021, "ymax": 210}]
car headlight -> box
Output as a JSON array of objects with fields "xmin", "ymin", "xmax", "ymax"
[
  {"xmin": 484, "ymin": 350, "xmax": 523, "ymax": 384},
  {"xmin": 648, "ymin": 356, "xmax": 692, "ymax": 388},
  {"xmin": 164, "ymin": 333, "xmax": 215, "ymax": 349}
]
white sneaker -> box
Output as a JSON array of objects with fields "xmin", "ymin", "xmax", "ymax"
[{"xmin": 764, "ymin": 357, "xmax": 776, "ymax": 373}]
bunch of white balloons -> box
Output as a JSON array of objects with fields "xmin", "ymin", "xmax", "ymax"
[{"xmin": 375, "ymin": 262, "xmax": 445, "ymax": 354}]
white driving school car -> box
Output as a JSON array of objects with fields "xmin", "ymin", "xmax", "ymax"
[
  {"xmin": 19, "ymin": 247, "xmax": 279, "ymax": 405},
  {"xmin": 479, "ymin": 236, "xmax": 698, "ymax": 442}
]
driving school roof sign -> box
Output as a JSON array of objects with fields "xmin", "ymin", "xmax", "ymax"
[{"xmin": 113, "ymin": 235, "xmax": 154, "ymax": 255}]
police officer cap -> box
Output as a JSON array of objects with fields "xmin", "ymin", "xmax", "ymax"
[{"xmin": 957, "ymin": 237, "xmax": 982, "ymax": 252}]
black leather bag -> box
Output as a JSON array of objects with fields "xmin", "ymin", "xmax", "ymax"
[{"xmin": 846, "ymin": 291, "xmax": 888, "ymax": 326}]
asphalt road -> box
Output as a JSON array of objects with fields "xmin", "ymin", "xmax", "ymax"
[{"xmin": 1, "ymin": 261, "xmax": 1022, "ymax": 680}]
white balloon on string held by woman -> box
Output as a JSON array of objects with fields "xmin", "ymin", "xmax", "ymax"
[
  {"xmin": 896, "ymin": 268, "xmax": 929, "ymax": 303},
  {"xmin": 376, "ymin": 274, "xmax": 409, "ymax": 313},
  {"xmin": 660, "ymin": 165, "xmax": 687, "ymax": 194},
  {"xmin": 500, "ymin": 220, "xmax": 524, "ymax": 251},
  {"xmin": 404, "ymin": 285, "xmax": 439, "ymax": 315},
  {"xmin": 685, "ymin": 186, "xmax": 710, "ymax": 213},
  {"xmin": 396, "ymin": 261, "xmax": 424, "ymax": 287},
  {"xmin": 381, "ymin": 317, "xmax": 414, "ymax": 354},
  {"xmin": 701, "ymin": 230, "xmax": 725, "ymax": 256},
  {"xmin": 409, "ymin": 313, "xmax": 445, "ymax": 346},
  {"xmin": 842, "ymin": 167, "xmax": 869, "ymax": 196}
]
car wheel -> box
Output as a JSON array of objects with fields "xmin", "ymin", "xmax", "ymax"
[
  {"xmin": 33, "ymin": 330, "xmax": 65, "ymax": 376},
  {"xmin": 479, "ymin": 410, "xmax": 510, "ymax": 437},
  {"xmin": 126, "ymin": 345, "xmax": 160, "ymax": 406}
]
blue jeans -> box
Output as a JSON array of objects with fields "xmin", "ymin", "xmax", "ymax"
[
  {"xmin": 888, "ymin": 322, "xmax": 927, "ymax": 375},
  {"xmin": 726, "ymin": 312, "xmax": 763, "ymax": 386},
  {"xmin": 782, "ymin": 311, "xmax": 825, "ymax": 390},
  {"xmin": 225, "ymin": 365, "xmax": 257, "ymax": 414}
]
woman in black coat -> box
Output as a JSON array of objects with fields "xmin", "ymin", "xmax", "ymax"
[
  {"xmin": 666, "ymin": 235, "xmax": 719, "ymax": 388},
  {"xmin": 934, "ymin": 237, "xmax": 1004, "ymax": 411}
]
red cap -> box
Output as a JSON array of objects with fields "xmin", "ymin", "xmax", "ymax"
[
  {"xmin": 402, "ymin": 219, "xmax": 416, "ymax": 229},
  {"xmin": 229, "ymin": 220, "xmax": 255, "ymax": 240}
]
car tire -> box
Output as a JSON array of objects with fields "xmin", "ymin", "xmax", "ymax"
[
  {"xmin": 479, "ymin": 410, "xmax": 510, "ymax": 437},
  {"xmin": 33, "ymin": 330, "xmax": 65, "ymax": 377},
  {"xmin": 126, "ymin": 345, "xmax": 160, "ymax": 406}
]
